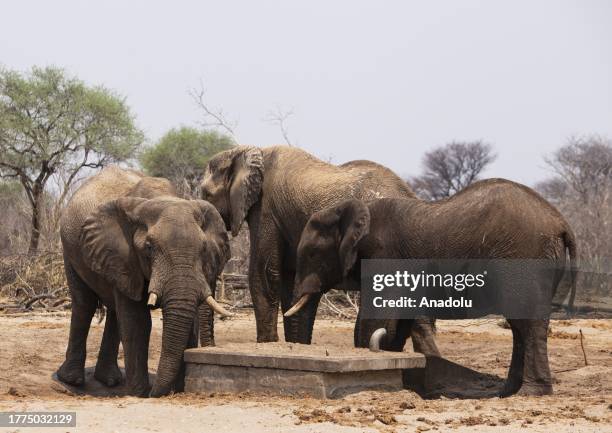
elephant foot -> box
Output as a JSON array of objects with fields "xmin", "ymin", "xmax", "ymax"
[
  {"xmin": 516, "ymin": 382, "xmax": 553, "ymax": 397},
  {"xmin": 500, "ymin": 379, "xmax": 523, "ymax": 397},
  {"xmin": 94, "ymin": 362, "xmax": 123, "ymax": 387},
  {"xmin": 149, "ymin": 383, "xmax": 171, "ymax": 398},
  {"xmin": 127, "ymin": 382, "xmax": 151, "ymax": 398},
  {"xmin": 256, "ymin": 334, "xmax": 279, "ymax": 343},
  {"xmin": 57, "ymin": 361, "xmax": 85, "ymax": 386}
]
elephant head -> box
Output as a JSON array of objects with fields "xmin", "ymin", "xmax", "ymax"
[
  {"xmin": 80, "ymin": 196, "xmax": 231, "ymax": 396},
  {"xmin": 286, "ymin": 199, "xmax": 370, "ymax": 317},
  {"xmin": 200, "ymin": 146, "xmax": 264, "ymax": 236}
]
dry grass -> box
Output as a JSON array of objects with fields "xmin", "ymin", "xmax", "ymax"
[{"xmin": 0, "ymin": 252, "xmax": 69, "ymax": 312}]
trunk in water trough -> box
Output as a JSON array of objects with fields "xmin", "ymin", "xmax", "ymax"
[{"xmin": 150, "ymin": 298, "xmax": 197, "ymax": 397}]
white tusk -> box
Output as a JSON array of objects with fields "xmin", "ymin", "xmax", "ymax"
[
  {"xmin": 147, "ymin": 293, "xmax": 158, "ymax": 306},
  {"xmin": 205, "ymin": 296, "xmax": 235, "ymax": 317},
  {"xmin": 284, "ymin": 294, "xmax": 312, "ymax": 317},
  {"xmin": 369, "ymin": 328, "xmax": 387, "ymax": 352}
]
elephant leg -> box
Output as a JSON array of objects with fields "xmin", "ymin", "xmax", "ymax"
[
  {"xmin": 501, "ymin": 321, "xmax": 525, "ymax": 397},
  {"xmin": 353, "ymin": 311, "xmax": 391, "ymax": 348},
  {"xmin": 248, "ymin": 222, "xmax": 283, "ymax": 343},
  {"xmin": 516, "ymin": 319, "xmax": 553, "ymax": 396},
  {"xmin": 94, "ymin": 308, "xmax": 123, "ymax": 387},
  {"xmin": 385, "ymin": 320, "xmax": 411, "ymax": 352},
  {"xmin": 354, "ymin": 313, "xmax": 428, "ymax": 356},
  {"xmin": 57, "ymin": 262, "xmax": 97, "ymax": 386},
  {"xmin": 409, "ymin": 318, "xmax": 440, "ymax": 357},
  {"xmin": 114, "ymin": 295, "xmax": 151, "ymax": 397},
  {"xmin": 353, "ymin": 301, "xmax": 438, "ymax": 355},
  {"xmin": 279, "ymin": 268, "xmax": 294, "ymax": 340}
]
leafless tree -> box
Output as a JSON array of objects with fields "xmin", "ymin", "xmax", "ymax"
[
  {"xmin": 410, "ymin": 140, "xmax": 496, "ymax": 200},
  {"xmin": 189, "ymin": 79, "xmax": 238, "ymax": 138},
  {"xmin": 264, "ymin": 106, "xmax": 294, "ymax": 146},
  {"xmin": 537, "ymin": 135, "xmax": 612, "ymax": 274}
]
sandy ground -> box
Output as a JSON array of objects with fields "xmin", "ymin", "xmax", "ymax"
[{"xmin": 0, "ymin": 311, "xmax": 610, "ymax": 432}]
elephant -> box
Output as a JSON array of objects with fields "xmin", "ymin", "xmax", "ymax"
[
  {"xmin": 57, "ymin": 166, "xmax": 232, "ymax": 397},
  {"xmin": 286, "ymin": 178, "xmax": 578, "ymax": 396},
  {"xmin": 200, "ymin": 145, "xmax": 439, "ymax": 355}
]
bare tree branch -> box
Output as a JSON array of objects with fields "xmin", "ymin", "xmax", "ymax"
[
  {"xmin": 189, "ymin": 79, "xmax": 237, "ymax": 138},
  {"xmin": 264, "ymin": 106, "xmax": 294, "ymax": 146}
]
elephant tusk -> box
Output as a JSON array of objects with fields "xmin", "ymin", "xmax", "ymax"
[
  {"xmin": 369, "ymin": 328, "xmax": 387, "ymax": 352},
  {"xmin": 205, "ymin": 296, "xmax": 235, "ymax": 317},
  {"xmin": 147, "ymin": 292, "xmax": 158, "ymax": 307},
  {"xmin": 284, "ymin": 294, "xmax": 312, "ymax": 317}
]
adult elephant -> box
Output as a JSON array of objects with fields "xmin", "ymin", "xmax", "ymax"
[
  {"xmin": 286, "ymin": 179, "xmax": 578, "ymax": 396},
  {"xmin": 200, "ymin": 145, "xmax": 439, "ymax": 355},
  {"xmin": 58, "ymin": 167, "xmax": 231, "ymax": 397}
]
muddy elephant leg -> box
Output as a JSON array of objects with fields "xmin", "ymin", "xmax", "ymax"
[
  {"xmin": 501, "ymin": 321, "xmax": 525, "ymax": 396},
  {"xmin": 94, "ymin": 308, "xmax": 123, "ymax": 387},
  {"xmin": 57, "ymin": 262, "xmax": 97, "ymax": 386},
  {"xmin": 409, "ymin": 318, "xmax": 440, "ymax": 357},
  {"xmin": 516, "ymin": 319, "xmax": 553, "ymax": 396},
  {"xmin": 114, "ymin": 294, "xmax": 151, "ymax": 397}
]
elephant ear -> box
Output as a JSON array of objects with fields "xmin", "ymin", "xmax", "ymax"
[
  {"xmin": 80, "ymin": 197, "xmax": 147, "ymax": 301},
  {"xmin": 337, "ymin": 199, "xmax": 371, "ymax": 278},
  {"xmin": 193, "ymin": 200, "xmax": 231, "ymax": 284},
  {"xmin": 228, "ymin": 146, "xmax": 264, "ymax": 236}
]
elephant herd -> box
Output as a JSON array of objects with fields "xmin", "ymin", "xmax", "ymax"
[{"xmin": 56, "ymin": 145, "xmax": 577, "ymax": 398}]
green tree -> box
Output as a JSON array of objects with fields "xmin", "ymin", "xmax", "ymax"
[
  {"xmin": 0, "ymin": 66, "xmax": 144, "ymax": 253},
  {"xmin": 140, "ymin": 126, "xmax": 233, "ymax": 193}
]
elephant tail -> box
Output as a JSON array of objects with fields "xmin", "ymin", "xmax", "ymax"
[{"xmin": 563, "ymin": 229, "xmax": 578, "ymax": 314}]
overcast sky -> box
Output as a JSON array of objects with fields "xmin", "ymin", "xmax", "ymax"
[{"xmin": 2, "ymin": 0, "xmax": 611, "ymax": 185}]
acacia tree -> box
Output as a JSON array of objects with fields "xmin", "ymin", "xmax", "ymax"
[
  {"xmin": 140, "ymin": 126, "xmax": 233, "ymax": 196},
  {"xmin": 411, "ymin": 140, "xmax": 496, "ymax": 200},
  {"xmin": 0, "ymin": 66, "xmax": 143, "ymax": 253}
]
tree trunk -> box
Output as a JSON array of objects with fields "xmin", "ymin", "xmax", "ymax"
[{"xmin": 27, "ymin": 186, "xmax": 42, "ymax": 254}]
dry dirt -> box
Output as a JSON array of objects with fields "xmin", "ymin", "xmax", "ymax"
[{"xmin": 0, "ymin": 311, "xmax": 610, "ymax": 432}]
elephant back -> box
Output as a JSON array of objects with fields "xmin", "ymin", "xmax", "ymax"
[{"xmin": 60, "ymin": 166, "xmax": 144, "ymax": 256}]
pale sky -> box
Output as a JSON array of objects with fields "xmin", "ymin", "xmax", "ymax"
[{"xmin": 2, "ymin": 0, "xmax": 611, "ymax": 185}]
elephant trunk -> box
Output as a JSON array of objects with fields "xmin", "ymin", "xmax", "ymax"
[
  {"xmin": 150, "ymin": 289, "xmax": 198, "ymax": 397},
  {"xmin": 284, "ymin": 293, "xmax": 321, "ymax": 344}
]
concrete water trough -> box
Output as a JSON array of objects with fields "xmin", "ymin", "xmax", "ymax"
[{"xmin": 184, "ymin": 342, "xmax": 425, "ymax": 399}]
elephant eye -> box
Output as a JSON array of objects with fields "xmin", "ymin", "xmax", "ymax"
[{"xmin": 144, "ymin": 241, "xmax": 154, "ymax": 255}]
